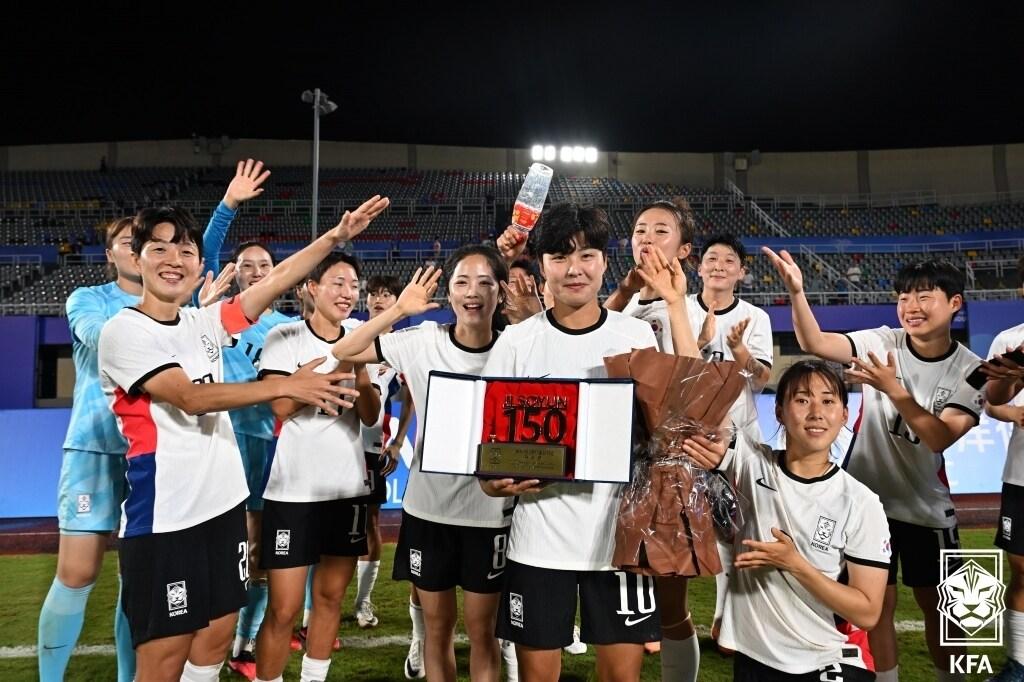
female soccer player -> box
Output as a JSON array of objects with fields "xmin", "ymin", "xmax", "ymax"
[
  {"xmin": 253, "ymin": 252, "xmax": 380, "ymax": 682},
  {"xmin": 713, "ymin": 360, "xmax": 891, "ymax": 681},
  {"xmin": 478, "ymin": 203, "xmax": 715, "ymax": 682},
  {"xmin": 330, "ymin": 245, "xmax": 511, "ymax": 682},
  {"xmin": 97, "ymin": 195, "xmax": 387, "ymax": 682}
]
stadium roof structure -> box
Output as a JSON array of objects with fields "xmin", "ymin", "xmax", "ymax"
[{"xmin": 1, "ymin": 3, "xmax": 1022, "ymax": 152}]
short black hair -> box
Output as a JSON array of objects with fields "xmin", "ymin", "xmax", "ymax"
[
  {"xmin": 308, "ymin": 252, "xmax": 361, "ymax": 284},
  {"xmin": 534, "ymin": 203, "xmax": 610, "ymax": 257},
  {"xmin": 443, "ymin": 244, "xmax": 509, "ymax": 287},
  {"xmin": 509, "ymin": 258, "xmax": 539, "ymax": 280},
  {"xmin": 893, "ymin": 259, "xmax": 965, "ymax": 299},
  {"xmin": 132, "ymin": 206, "xmax": 203, "ymax": 259},
  {"xmin": 231, "ymin": 241, "xmax": 276, "ymax": 265},
  {"xmin": 775, "ymin": 359, "xmax": 849, "ymax": 411},
  {"xmin": 366, "ymin": 274, "xmax": 402, "ymax": 298},
  {"xmin": 700, "ymin": 233, "xmax": 747, "ymax": 262}
]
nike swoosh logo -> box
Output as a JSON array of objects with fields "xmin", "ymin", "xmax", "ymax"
[
  {"xmin": 486, "ymin": 571, "xmax": 504, "ymax": 580},
  {"xmin": 350, "ymin": 535, "xmax": 367, "ymax": 543},
  {"xmin": 624, "ymin": 614, "xmax": 653, "ymax": 627},
  {"xmin": 755, "ymin": 477, "xmax": 777, "ymax": 491},
  {"xmin": 42, "ymin": 645, "xmax": 68, "ymax": 650}
]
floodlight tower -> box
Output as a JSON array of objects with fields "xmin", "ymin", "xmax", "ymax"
[{"xmin": 301, "ymin": 88, "xmax": 339, "ymax": 239}]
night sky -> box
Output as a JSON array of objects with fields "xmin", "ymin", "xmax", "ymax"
[{"xmin": 2, "ymin": 3, "xmax": 1022, "ymax": 152}]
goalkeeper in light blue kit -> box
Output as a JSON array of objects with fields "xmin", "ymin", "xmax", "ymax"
[{"xmin": 196, "ymin": 160, "xmax": 298, "ymax": 680}]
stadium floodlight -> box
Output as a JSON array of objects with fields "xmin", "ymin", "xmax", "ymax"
[
  {"xmin": 544, "ymin": 145, "xmax": 556, "ymax": 161},
  {"xmin": 302, "ymin": 88, "xmax": 339, "ymax": 239},
  {"xmin": 560, "ymin": 146, "xmax": 573, "ymax": 163},
  {"xmin": 531, "ymin": 145, "xmax": 544, "ymax": 161},
  {"xmin": 572, "ymin": 146, "xmax": 585, "ymax": 162},
  {"xmin": 584, "ymin": 146, "xmax": 598, "ymax": 163}
]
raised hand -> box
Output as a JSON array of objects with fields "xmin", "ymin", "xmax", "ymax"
[
  {"xmin": 197, "ymin": 262, "xmax": 237, "ymax": 307},
  {"xmin": 396, "ymin": 266, "xmax": 443, "ymax": 316},
  {"xmin": 501, "ymin": 273, "xmax": 543, "ymax": 323},
  {"xmin": 223, "ymin": 159, "xmax": 272, "ymax": 210},
  {"xmin": 283, "ymin": 357, "xmax": 359, "ymax": 416},
  {"xmin": 327, "ymin": 195, "xmax": 391, "ymax": 243},
  {"xmin": 496, "ymin": 225, "xmax": 528, "ymax": 264},
  {"xmin": 725, "ymin": 318, "xmax": 751, "ymax": 351},
  {"xmin": 762, "ymin": 247, "xmax": 803, "ymax": 294},
  {"xmin": 845, "ymin": 351, "xmax": 902, "ymax": 396},
  {"xmin": 635, "ymin": 248, "xmax": 687, "ymax": 305},
  {"xmin": 697, "ymin": 300, "xmax": 718, "ymax": 350}
]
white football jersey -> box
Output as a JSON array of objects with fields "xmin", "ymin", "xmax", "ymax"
[
  {"xmin": 361, "ymin": 363, "xmax": 401, "ymax": 454},
  {"xmin": 259, "ymin": 320, "xmax": 369, "ymax": 502},
  {"xmin": 844, "ymin": 327, "xmax": 984, "ymax": 527},
  {"xmin": 621, "ymin": 293, "xmax": 772, "ymax": 442},
  {"xmin": 989, "ymin": 323, "xmax": 1024, "ymax": 486},
  {"xmin": 99, "ymin": 300, "xmax": 250, "ymax": 537},
  {"xmin": 717, "ymin": 436, "xmax": 891, "ymax": 674},
  {"xmin": 482, "ymin": 308, "xmax": 657, "ymax": 571},
  {"xmin": 377, "ymin": 321, "xmax": 513, "ymax": 528}
]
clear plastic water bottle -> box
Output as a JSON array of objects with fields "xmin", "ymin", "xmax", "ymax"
[{"xmin": 511, "ymin": 163, "xmax": 553, "ymax": 234}]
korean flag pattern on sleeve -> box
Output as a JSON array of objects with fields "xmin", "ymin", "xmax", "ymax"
[
  {"xmin": 98, "ymin": 299, "xmax": 251, "ymax": 538},
  {"xmin": 717, "ymin": 436, "xmax": 891, "ymax": 674}
]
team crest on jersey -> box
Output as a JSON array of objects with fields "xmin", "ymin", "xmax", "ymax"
[
  {"xmin": 649, "ymin": 320, "xmax": 662, "ymax": 336},
  {"xmin": 275, "ymin": 530, "xmax": 291, "ymax": 555},
  {"xmin": 166, "ymin": 581, "xmax": 188, "ymax": 616},
  {"xmin": 509, "ymin": 592, "xmax": 524, "ymax": 628},
  {"xmin": 409, "ymin": 549, "xmax": 422, "ymax": 576},
  {"xmin": 881, "ymin": 538, "xmax": 892, "ymax": 558},
  {"xmin": 76, "ymin": 494, "xmax": 91, "ymax": 514},
  {"xmin": 200, "ymin": 334, "xmax": 220, "ymax": 362},
  {"xmin": 811, "ymin": 516, "xmax": 837, "ymax": 552},
  {"xmin": 933, "ymin": 387, "xmax": 953, "ymax": 415},
  {"xmin": 1003, "ymin": 516, "xmax": 1013, "ymax": 540}
]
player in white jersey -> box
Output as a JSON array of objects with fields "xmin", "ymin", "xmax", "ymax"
[
  {"xmin": 766, "ymin": 250, "xmax": 984, "ymax": 682},
  {"xmin": 713, "ymin": 360, "xmax": 890, "ymax": 681},
  {"xmin": 981, "ymin": 302, "xmax": 1024, "ymax": 680},
  {"xmin": 253, "ymin": 252, "xmax": 380, "ymax": 682},
  {"xmin": 98, "ymin": 196, "xmax": 387, "ymax": 682},
  {"xmin": 331, "ymin": 245, "xmax": 512, "ymax": 682},
  {"xmin": 348, "ymin": 274, "xmax": 405, "ymax": 631},
  {"xmin": 479, "ymin": 203, "xmax": 723, "ymax": 681}
]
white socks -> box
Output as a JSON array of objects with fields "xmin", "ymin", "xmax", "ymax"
[
  {"xmin": 660, "ymin": 633, "xmax": 699, "ymax": 682},
  {"xmin": 355, "ymin": 559, "xmax": 380, "ymax": 607},
  {"xmin": 1009, "ymin": 608, "xmax": 1024, "ymax": 662},
  {"xmin": 254, "ymin": 677, "xmax": 283, "ymax": 682},
  {"xmin": 410, "ymin": 597, "xmax": 425, "ymax": 640},
  {"xmin": 300, "ymin": 654, "xmax": 331, "ymax": 682},
  {"xmin": 180, "ymin": 660, "xmax": 223, "ymax": 682},
  {"xmin": 875, "ymin": 667, "xmax": 898, "ymax": 682}
]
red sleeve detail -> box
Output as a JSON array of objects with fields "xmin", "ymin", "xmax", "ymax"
[
  {"xmin": 220, "ymin": 296, "xmax": 255, "ymax": 335},
  {"xmin": 113, "ymin": 387, "xmax": 158, "ymax": 458}
]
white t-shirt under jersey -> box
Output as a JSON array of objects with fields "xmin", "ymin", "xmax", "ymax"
[
  {"xmin": 377, "ymin": 321, "xmax": 513, "ymax": 528},
  {"xmin": 988, "ymin": 323, "xmax": 1024, "ymax": 486},
  {"xmin": 621, "ymin": 292, "xmax": 772, "ymax": 442},
  {"xmin": 482, "ymin": 308, "xmax": 658, "ymax": 571},
  {"xmin": 259, "ymin": 320, "xmax": 369, "ymax": 502},
  {"xmin": 717, "ymin": 436, "xmax": 891, "ymax": 674},
  {"xmin": 844, "ymin": 327, "xmax": 984, "ymax": 528},
  {"xmin": 99, "ymin": 300, "xmax": 250, "ymax": 538}
]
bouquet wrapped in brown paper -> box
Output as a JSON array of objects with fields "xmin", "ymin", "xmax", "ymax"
[{"xmin": 604, "ymin": 348, "xmax": 748, "ymax": 577}]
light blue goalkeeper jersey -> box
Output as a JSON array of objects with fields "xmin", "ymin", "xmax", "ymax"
[
  {"xmin": 62, "ymin": 281, "xmax": 139, "ymax": 453},
  {"xmin": 224, "ymin": 310, "xmax": 294, "ymax": 438},
  {"xmin": 202, "ymin": 200, "xmax": 293, "ymax": 439}
]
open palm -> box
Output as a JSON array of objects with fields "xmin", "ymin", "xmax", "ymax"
[
  {"xmin": 328, "ymin": 195, "xmax": 391, "ymax": 242},
  {"xmin": 762, "ymin": 246, "xmax": 803, "ymax": 294}
]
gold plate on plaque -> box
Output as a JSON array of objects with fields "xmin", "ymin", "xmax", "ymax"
[{"xmin": 476, "ymin": 443, "xmax": 569, "ymax": 479}]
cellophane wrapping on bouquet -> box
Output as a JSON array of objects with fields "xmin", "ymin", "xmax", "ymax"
[{"xmin": 604, "ymin": 348, "xmax": 754, "ymax": 577}]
